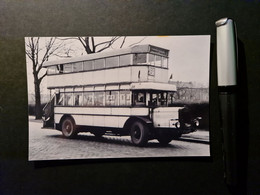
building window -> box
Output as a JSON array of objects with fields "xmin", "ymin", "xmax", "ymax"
[
  {"xmin": 83, "ymin": 92, "xmax": 93, "ymax": 106},
  {"xmin": 94, "ymin": 59, "xmax": 105, "ymax": 70},
  {"xmin": 133, "ymin": 54, "xmax": 147, "ymax": 65},
  {"xmin": 119, "ymin": 54, "xmax": 131, "ymax": 66},
  {"xmin": 106, "ymin": 56, "xmax": 119, "ymax": 68},
  {"xmin": 83, "ymin": 61, "xmax": 93, "ymax": 71}
]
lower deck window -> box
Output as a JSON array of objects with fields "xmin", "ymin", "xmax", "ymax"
[
  {"xmin": 106, "ymin": 91, "xmax": 119, "ymax": 106},
  {"xmin": 94, "ymin": 92, "xmax": 104, "ymax": 106},
  {"xmin": 74, "ymin": 93, "xmax": 83, "ymax": 106},
  {"xmin": 83, "ymin": 92, "xmax": 93, "ymax": 106},
  {"xmin": 64, "ymin": 93, "xmax": 73, "ymax": 106}
]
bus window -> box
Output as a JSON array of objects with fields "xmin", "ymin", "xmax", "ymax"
[
  {"xmin": 160, "ymin": 92, "xmax": 167, "ymax": 106},
  {"xmin": 83, "ymin": 92, "xmax": 93, "ymax": 106},
  {"xmin": 119, "ymin": 54, "xmax": 131, "ymax": 66},
  {"xmin": 106, "ymin": 91, "xmax": 119, "ymax": 106},
  {"xmin": 133, "ymin": 54, "xmax": 147, "ymax": 65},
  {"xmin": 155, "ymin": 55, "xmax": 162, "ymax": 67},
  {"xmin": 106, "ymin": 56, "xmax": 119, "ymax": 68},
  {"xmin": 47, "ymin": 66, "xmax": 57, "ymax": 75},
  {"xmin": 148, "ymin": 92, "xmax": 167, "ymax": 107},
  {"xmin": 94, "ymin": 59, "xmax": 105, "ymax": 70},
  {"xmin": 167, "ymin": 92, "xmax": 177, "ymax": 105},
  {"xmin": 162, "ymin": 57, "xmax": 168, "ymax": 68},
  {"xmin": 73, "ymin": 62, "xmax": 83, "ymax": 72},
  {"xmin": 119, "ymin": 91, "xmax": 131, "ymax": 106},
  {"xmin": 83, "ymin": 61, "xmax": 93, "ymax": 71},
  {"xmin": 64, "ymin": 64, "xmax": 73, "ymax": 73},
  {"xmin": 148, "ymin": 54, "xmax": 155, "ymax": 66},
  {"xmin": 74, "ymin": 92, "xmax": 83, "ymax": 106},
  {"xmin": 94, "ymin": 92, "xmax": 104, "ymax": 106},
  {"xmin": 56, "ymin": 93, "xmax": 64, "ymax": 106},
  {"xmin": 151, "ymin": 93, "xmax": 158, "ymax": 106},
  {"xmin": 133, "ymin": 92, "xmax": 145, "ymax": 106},
  {"xmin": 64, "ymin": 93, "xmax": 73, "ymax": 106}
]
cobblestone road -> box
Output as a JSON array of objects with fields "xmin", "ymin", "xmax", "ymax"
[{"xmin": 28, "ymin": 116, "xmax": 210, "ymax": 161}]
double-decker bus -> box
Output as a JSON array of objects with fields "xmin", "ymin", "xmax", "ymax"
[{"xmin": 42, "ymin": 44, "xmax": 200, "ymax": 146}]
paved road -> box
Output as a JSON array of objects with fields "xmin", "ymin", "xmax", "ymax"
[{"xmin": 28, "ymin": 116, "xmax": 210, "ymax": 161}]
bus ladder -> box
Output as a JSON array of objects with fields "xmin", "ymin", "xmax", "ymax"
[{"xmin": 42, "ymin": 94, "xmax": 55, "ymax": 128}]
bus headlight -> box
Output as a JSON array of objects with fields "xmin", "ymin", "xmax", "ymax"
[
  {"xmin": 194, "ymin": 119, "xmax": 199, "ymax": 127},
  {"xmin": 175, "ymin": 122, "xmax": 181, "ymax": 129}
]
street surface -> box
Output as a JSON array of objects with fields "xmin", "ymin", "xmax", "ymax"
[{"xmin": 28, "ymin": 116, "xmax": 210, "ymax": 161}]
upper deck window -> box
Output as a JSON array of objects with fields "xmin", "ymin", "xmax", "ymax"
[
  {"xmin": 162, "ymin": 57, "xmax": 168, "ymax": 68},
  {"xmin": 148, "ymin": 54, "xmax": 155, "ymax": 66},
  {"xmin": 83, "ymin": 61, "xmax": 93, "ymax": 71},
  {"xmin": 64, "ymin": 64, "xmax": 73, "ymax": 73},
  {"xmin": 119, "ymin": 54, "xmax": 131, "ymax": 66},
  {"xmin": 73, "ymin": 62, "xmax": 83, "ymax": 72},
  {"xmin": 106, "ymin": 56, "xmax": 119, "ymax": 68},
  {"xmin": 155, "ymin": 55, "xmax": 162, "ymax": 67},
  {"xmin": 133, "ymin": 54, "xmax": 147, "ymax": 65},
  {"xmin": 94, "ymin": 59, "xmax": 105, "ymax": 70},
  {"xmin": 47, "ymin": 66, "xmax": 57, "ymax": 75}
]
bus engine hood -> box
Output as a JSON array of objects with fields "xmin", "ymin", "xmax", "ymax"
[{"xmin": 152, "ymin": 107, "xmax": 183, "ymax": 128}]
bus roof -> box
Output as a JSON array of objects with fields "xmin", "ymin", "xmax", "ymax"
[
  {"xmin": 131, "ymin": 82, "xmax": 176, "ymax": 91},
  {"xmin": 43, "ymin": 44, "xmax": 169, "ymax": 67}
]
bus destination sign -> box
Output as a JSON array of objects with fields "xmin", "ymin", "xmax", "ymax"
[{"xmin": 149, "ymin": 46, "xmax": 169, "ymax": 57}]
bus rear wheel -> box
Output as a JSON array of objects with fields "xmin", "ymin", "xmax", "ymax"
[
  {"xmin": 130, "ymin": 121, "xmax": 149, "ymax": 146},
  {"xmin": 61, "ymin": 117, "xmax": 78, "ymax": 138}
]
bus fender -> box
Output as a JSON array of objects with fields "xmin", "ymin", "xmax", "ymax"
[
  {"xmin": 123, "ymin": 116, "xmax": 152, "ymax": 130},
  {"xmin": 135, "ymin": 116, "xmax": 152, "ymax": 124}
]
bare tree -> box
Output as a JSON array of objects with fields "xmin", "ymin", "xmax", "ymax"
[
  {"xmin": 25, "ymin": 37, "xmax": 65, "ymax": 119},
  {"xmin": 77, "ymin": 36, "xmax": 127, "ymax": 54}
]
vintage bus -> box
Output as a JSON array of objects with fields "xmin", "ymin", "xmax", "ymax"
[{"xmin": 42, "ymin": 44, "xmax": 200, "ymax": 146}]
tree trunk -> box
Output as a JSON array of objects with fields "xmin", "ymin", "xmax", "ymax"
[{"xmin": 34, "ymin": 78, "xmax": 42, "ymax": 119}]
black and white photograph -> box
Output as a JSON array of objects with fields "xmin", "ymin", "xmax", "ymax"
[{"xmin": 26, "ymin": 36, "xmax": 211, "ymax": 161}]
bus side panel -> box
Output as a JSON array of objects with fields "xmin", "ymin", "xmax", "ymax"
[
  {"xmin": 131, "ymin": 66, "xmax": 148, "ymax": 82},
  {"xmin": 118, "ymin": 67, "xmax": 131, "ymax": 82},
  {"xmin": 104, "ymin": 116, "xmax": 119, "ymax": 127},
  {"xmin": 74, "ymin": 114, "xmax": 93, "ymax": 126},
  {"xmin": 105, "ymin": 68, "xmax": 118, "ymax": 83},
  {"xmin": 92, "ymin": 70, "xmax": 105, "ymax": 84}
]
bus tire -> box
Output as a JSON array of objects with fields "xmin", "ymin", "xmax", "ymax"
[
  {"xmin": 130, "ymin": 121, "xmax": 149, "ymax": 146},
  {"xmin": 61, "ymin": 117, "xmax": 78, "ymax": 138}
]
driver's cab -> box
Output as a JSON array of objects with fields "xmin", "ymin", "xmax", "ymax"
[{"xmin": 132, "ymin": 90, "xmax": 176, "ymax": 107}]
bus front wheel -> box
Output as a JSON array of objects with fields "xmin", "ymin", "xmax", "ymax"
[
  {"xmin": 130, "ymin": 121, "xmax": 149, "ymax": 146},
  {"xmin": 61, "ymin": 117, "xmax": 78, "ymax": 138}
]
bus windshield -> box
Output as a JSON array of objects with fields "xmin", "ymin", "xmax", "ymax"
[{"xmin": 133, "ymin": 90, "xmax": 176, "ymax": 107}]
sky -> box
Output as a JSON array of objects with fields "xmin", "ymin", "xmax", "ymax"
[{"xmin": 25, "ymin": 35, "xmax": 211, "ymax": 95}]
